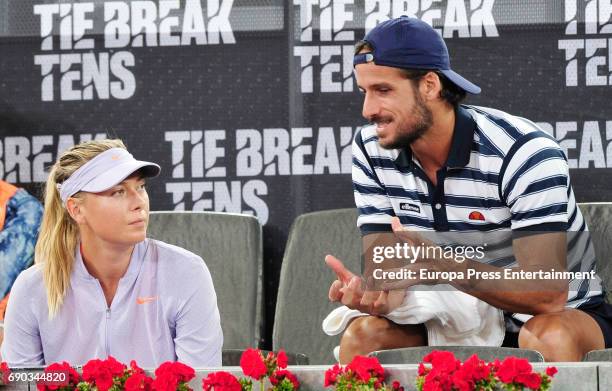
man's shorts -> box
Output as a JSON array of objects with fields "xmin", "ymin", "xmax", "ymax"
[{"xmin": 502, "ymin": 299, "xmax": 612, "ymax": 349}]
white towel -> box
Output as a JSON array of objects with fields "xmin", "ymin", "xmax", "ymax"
[{"xmin": 322, "ymin": 286, "xmax": 505, "ymax": 347}]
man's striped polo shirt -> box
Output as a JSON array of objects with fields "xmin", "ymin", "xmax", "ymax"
[{"xmin": 352, "ymin": 104, "xmax": 603, "ymax": 316}]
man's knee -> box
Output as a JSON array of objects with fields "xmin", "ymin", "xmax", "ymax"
[
  {"xmin": 338, "ymin": 316, "xmax": 392, "ymax": 364},
  {"xmin": 340, "ymin": 316, "xmax": 426, "ymax": 359},
  {"xmin": 519, "ymin": 314, "xmax": 574, "ymax": 349},
  {"xmin": 518, "ymin": 313, "xmax": 586, "ymax": 361},
  {"xmin": 519, "ymin": 309, "xmax": 604, "ymax": 361},
  {"xmin": 342, "ymin": 316, "xmax": 392, "ymax": 349}
]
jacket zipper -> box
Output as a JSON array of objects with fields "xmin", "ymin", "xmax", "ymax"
[
  {"xmin": 96, "ymin": 280, "xmax": 111, "ymax": 357},
  {"xmin": 106, "ymin": 308, "xmax": 111, "ymax": 356}
]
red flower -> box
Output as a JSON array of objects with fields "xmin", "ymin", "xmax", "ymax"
[
  {"xmin": 423, "ymin": 351, "xmax": 460, "ymax": 373},
  {"xmin": 82, "ymin": 357, "xmax": 127, "ymax": 391},
  {"xmin": 324, "ymin": 363, "xmax": 344, "ymax": 387},
  {"xmin": 422, "ymin": 378, "xmax": 444, "ymax": 391},
  {"xmin": 496, "ymin": 357, "xmax": 533, "ymax": 384},
  {"xmin": 0, "ymin": 362, "xmax": 11, "ymax": 384},
  {"xmin": 106, "ymin": 356, "xmax": 127, "ymax": 377},
  {"xmin": 122, "ymin": 361, "xmax": 153, "ymax": 391},
  {"xmin": 418, "ymin": 363, "xmax": 429, "ymax": 376},
  {"xmin": 419, "ymin": 351, "xmax": 460, "ymax": 391},
  {"xmin": 37, "ymin": 361, "xmax": 81, "ymax": 391},
  {"xmin": 130, "ymin": 360, "xmax": 145, "ymax": 375},
  {"xmin": 270, "ymin": 369, "xmax": 300, "ymax": 389},
  {"xmin": 153, "ymin": 362, "xmax": 195, "ymax": 390},
  {"xmin": 346, "ymin": 356, "xmax": 385, "ymax": 383},
  {"xmin": 423, "ymin": 367, "xmax": 453, "ymax": 391},
  {"xmin": 125, "ymin": 372, "xmax": 153, "ymax": 391},
  {"xmin": 452, "ymin": 354, "xmax": 490, "ymax": 388},
  {"xmin": 391, "ymin": 380, "xmax": 404, "ymax": 390},
  {"xmin": 515, "ymin": 372, "xmax": 542, "ymax": 389},
  {"xmin": 152, "ymin": 372, "xmax": 179, "ymax": 391},
  {"xmin": 451, "ymin": 369, "xmax": 473, "ymax": 391},
  {"xmin": 155, "ymin": 362, "xmax": 195, "ymax": 383},
  {"xmin": 488, "ymin": 359, "xmax": 501, "ymax": 373},
  {"xmin": 240, "ymin": 348, "xmax": 267, "ymax": 380},
  {"xmin": 416, "ymin": 354, "xmax": 556, "ymax": 391},
  {"xmin": 81, "ymin": 358, "xmax": 103, "ymax": 381},
  {"xmin": 276, "ymin": 350, "xmax": 288, "ymax": 369},
  {"xmin": 202, "ymin": 371, "xmax": 242, "ymax": 391}
]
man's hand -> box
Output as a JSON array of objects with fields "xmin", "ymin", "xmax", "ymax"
[
  {"xmin": 388, "ymin": 218, "xmax": 568, "ymax": 315},
  {"xmin": 325, "ymin": 254, "xmax": 405, "ymax": 315},
  {"xmin": 391, "ymin": 216, "xmax": 435, "ymax": 252},
  {"xmin": 375, "ymin": 217, "xmax": 449, "ymax": 290}
]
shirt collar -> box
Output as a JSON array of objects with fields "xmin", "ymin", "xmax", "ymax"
[
  {"xmin": 394, "ymin": 105, "xmax": 476, "ymax": 170},
  {"xmin": 73, "ymin": 239, "xmax": 148, "ymax": 281}
]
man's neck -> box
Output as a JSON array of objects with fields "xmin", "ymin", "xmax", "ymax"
[{"xmin": 410, "ymin": 105, "xmax": 456, "ymax": 174}]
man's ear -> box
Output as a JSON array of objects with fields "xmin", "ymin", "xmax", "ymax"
[
  {"xmin": 66, "ymin": 196, "xmax": 85, "ymax": 225},
  {"xmin": 419, "ymin": 71, "xmax": 442, "ymax": 101}
]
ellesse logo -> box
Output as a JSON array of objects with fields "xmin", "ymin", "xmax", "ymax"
[
  {"xmin": 399, "ymin": 203, "xmax": 420, "ymax": 213},
  {"xmin": 468, "ymin": 211, "xmax": 485, "ymax": 221}
]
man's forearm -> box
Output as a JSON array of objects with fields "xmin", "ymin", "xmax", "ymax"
[{"xmin": 442, "ymin": 258, "xmax": 568, "ymax": 315}]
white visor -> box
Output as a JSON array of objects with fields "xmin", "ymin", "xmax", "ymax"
[{"xmin": 57, "ymin": 148, "xmax": 160, "ymax": 204}]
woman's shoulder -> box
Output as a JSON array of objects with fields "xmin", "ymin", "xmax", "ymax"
[
  {"xmin": 143, "ymin": 239, "xmax": 213, "ymax": 289},
  {"xmin": 14, "ymin": 263, "xmax": 44, "ymax": 286},
  {"xmin": 10, "ymin": 264, "xmax": 45, "ymax": 300},
  {"xmin": 144, "ymin": 239, "xmax": 207, "ymax": 270}
]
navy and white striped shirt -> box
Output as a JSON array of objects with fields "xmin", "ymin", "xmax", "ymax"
[{"xmin": 352, "ymin": 104, "xmax": 603, "ymax": 316}]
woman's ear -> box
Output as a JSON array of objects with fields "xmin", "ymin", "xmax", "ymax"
[{"xmin": 66, "ymin": 196, "xmax": 85, "ymax": 225}]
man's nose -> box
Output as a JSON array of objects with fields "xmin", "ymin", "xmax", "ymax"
[{"xmin": 362, "ymin": 93, "xmax": 379, "ymax": 121}]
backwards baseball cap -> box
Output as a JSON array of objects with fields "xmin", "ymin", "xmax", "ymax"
[
  {"xmin": 57, "ymin": 147, "xmax": 160, "ymax": 204},
  {"xmin": 353, "ymin": 16, "xmax": 481, "ymax": 94}
]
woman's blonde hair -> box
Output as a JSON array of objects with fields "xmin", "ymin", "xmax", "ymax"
[{"xmin": 37, "ymin": 138, "xmax": 127, "ymax": 317}]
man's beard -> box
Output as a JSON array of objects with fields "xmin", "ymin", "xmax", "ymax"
[{"xmin": 377, "ymin": 92, "xmax": 433, "ymax": 150}]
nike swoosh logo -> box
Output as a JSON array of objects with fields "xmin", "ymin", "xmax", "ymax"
[{"xmin": 136, "ymin": 296, "xmax": 157, "ymax": 305}]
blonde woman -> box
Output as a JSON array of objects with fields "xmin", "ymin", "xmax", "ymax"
[{"xmin": 0, "ymin": 139, "xmax": 223, "ymax": 367}]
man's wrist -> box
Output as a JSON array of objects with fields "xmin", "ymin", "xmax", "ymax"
[
  {"xmin": 440, "ymin": 257, "xmax": 472, "ymax": 288},
  {"xmin": 437, "ymin": 255, "xmax": 469, "ymax": 273}
]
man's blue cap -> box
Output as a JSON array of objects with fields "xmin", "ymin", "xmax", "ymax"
[{"xmin": 354, "ymin": 16, "xmax": 481, "ymax": 94}]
